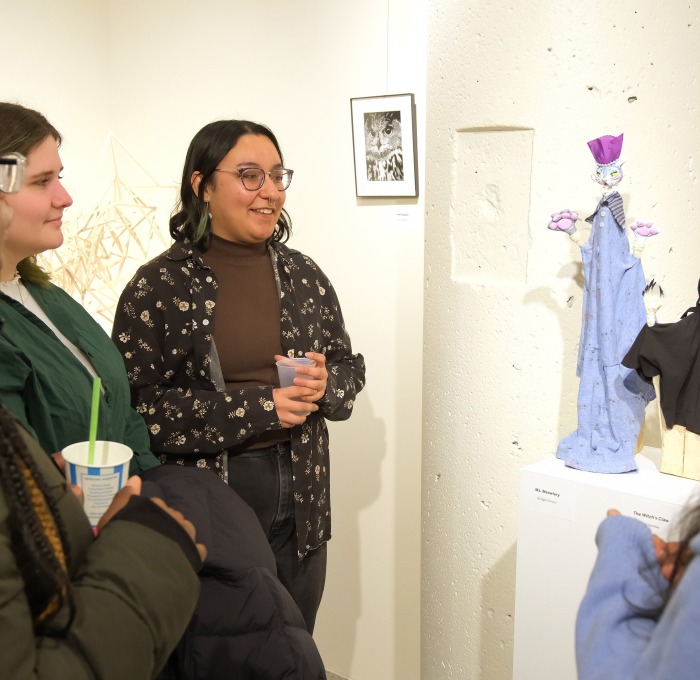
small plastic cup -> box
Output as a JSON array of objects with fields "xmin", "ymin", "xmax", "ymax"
[
  {"xmin": 62, "ymin": 440, "xmax": 133, "ymax": 528},
  {"xmin": 276, "ymin": 357, "xmax": 317, "ymax": 416},
  {"xmin": 276, "ymin": 357, "xmax": 317, "ymax": 388}
]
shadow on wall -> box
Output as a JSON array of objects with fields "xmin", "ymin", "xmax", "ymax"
[
  {"xmin": 524, "ymin": 260, "xmax": 585, "ymax": 443},
  {"xmin": 392, "ymin": 366, "xmax": 421, "ymax": 680},
  {"xmin": 324, "ymin": 396, "xmax": 385, "ymax": 673},
  {"xmin": 479, "ymin": 542, "xmax": 517, "ymax": 680}
]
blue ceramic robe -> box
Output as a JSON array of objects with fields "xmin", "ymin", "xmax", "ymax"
[{"xmin": 556, "ymin": 192, "xmax": 654, "ymax": 473}]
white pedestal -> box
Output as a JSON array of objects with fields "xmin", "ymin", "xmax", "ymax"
[{"xmin": 512, "ymin": 449, "xmax": 699, "ymax": 680}]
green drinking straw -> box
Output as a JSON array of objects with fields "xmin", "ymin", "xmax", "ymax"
[{"xmin": 87, "ymin": 377, "xmax": 101, "ymax": 466}]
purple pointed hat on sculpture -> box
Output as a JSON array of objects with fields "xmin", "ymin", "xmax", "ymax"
[{"xmin": 587, "ymin": 133, "xmax": 623, "ymax": 165}]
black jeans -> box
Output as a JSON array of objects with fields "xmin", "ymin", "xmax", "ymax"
[{"xmin": 227, "ymin": 441, "xmax": 327, "ymax": 633}]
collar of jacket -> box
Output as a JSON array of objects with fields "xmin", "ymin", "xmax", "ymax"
[
  {"xmin": 585, "ymin": 190, "xmax": 625, "ymax": 229},
  {"xmin": 166, "ymin": 239, "xmax": 204, "ymax": 264},
  {"xmin": 166, "ymin": 238, "xmax": 301, "ymax": 267}
]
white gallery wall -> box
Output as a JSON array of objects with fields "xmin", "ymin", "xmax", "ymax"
[
  {"xmin": 1, "ymin": 1, "xmax": 112, "ymax": 208},
  {"xmin": 3, "ymin": 1, "xmax": 425, "ymax": 679},
  {"xmin": 423, "ymin": 1, "xmax": 700, "ymax": 678}
]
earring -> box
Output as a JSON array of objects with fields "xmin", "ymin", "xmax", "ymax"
[{"xmin": 194, "ymin": 201, "xmax": 210, "ymax": 242}]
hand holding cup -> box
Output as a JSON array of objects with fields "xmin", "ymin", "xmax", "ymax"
[
  {"xmin": 62, "ymin": 440, "xmax": 133, "ymax": 528},
  {"xmin": 276, "ymin": 352, "xmax": 327, "ymax": 402},
  {"xmin": 274, "ymin": 353, "xmax": 327, "ymax": 425}
]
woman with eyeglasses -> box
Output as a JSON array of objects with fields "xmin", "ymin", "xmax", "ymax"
[{"xmin": 113, "ymin": 119, "xmax": 366, "ymax": 633}]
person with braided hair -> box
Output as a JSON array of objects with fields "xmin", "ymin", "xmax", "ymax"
[
  {"xmin": 0, "ymin": 404, "xmax": 206, "ymax": 679},
  {"xmin": 0, "ymin": 171, "xmax": 206, "ymax": 678}
]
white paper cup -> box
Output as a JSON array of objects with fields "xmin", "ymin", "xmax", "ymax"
[
  {"xmin": 276, "ymin": 357, "xmax": 317, "ymax": 415},
  {"xmin": 62, "ymin": 440, "xmax": 133, "ymax": 528}
]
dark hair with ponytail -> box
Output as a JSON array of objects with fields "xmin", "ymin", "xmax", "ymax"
[{"xmin": 0, "ymin": 405, "xmax": 72, "ymax": 631}]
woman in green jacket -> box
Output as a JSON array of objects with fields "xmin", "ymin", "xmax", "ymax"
[
  {"xmin": 0, "ymin": 105, "xmax": 158, "ymax": 476},
  {"xmin": 0, "ymin": 131, "xmax": 205, "ymax": 678}
]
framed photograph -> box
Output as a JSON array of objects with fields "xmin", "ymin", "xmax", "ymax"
[{"xmin": 350, "ymin": 93, "xmax": 418, "ymax": 198}]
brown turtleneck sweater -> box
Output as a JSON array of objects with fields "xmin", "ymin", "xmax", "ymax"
[{"xmin": 201, "ymin": 235, "xmax": 289, "ymax": 448}]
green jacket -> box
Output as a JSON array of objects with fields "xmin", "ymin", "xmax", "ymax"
[
  {"xmin": 0, "ymin": 419, "xmax": 200, "ymax": 679},
  {"xmin": 0, "ymin": 283, "xmax": 159, "ymax": 474}
]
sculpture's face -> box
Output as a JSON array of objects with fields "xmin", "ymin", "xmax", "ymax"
[{"xmin": 593, "ymin": 163, "xmax": 623, "ymax": 188}]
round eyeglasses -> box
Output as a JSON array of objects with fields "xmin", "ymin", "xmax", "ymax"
[
  {"xmin": 0, "ymin": 152, "xmax": 26, "ymax": 194},
  {"xmin": 214, "ymin": 167, "xmax": 294, "ymax": 191}
]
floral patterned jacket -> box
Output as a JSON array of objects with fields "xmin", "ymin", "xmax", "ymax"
[{"xmin": 112, "ymin": 239, "xmax": 366, "ymax": 556}]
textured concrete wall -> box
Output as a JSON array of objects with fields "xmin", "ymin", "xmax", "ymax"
[{"xmin": 422, "ymin": 2, "xmax": 700, "ymax": 678}]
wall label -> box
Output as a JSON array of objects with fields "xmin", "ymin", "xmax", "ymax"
[
  {"xmin": 614, "ymin": 497, "xmax": 686, "ymax": 540},
  {"xmin": 625, "ymin": 505, "xmax": 676, "ymax": 538},
  {"xmin": 632, "ymin": 510, "xmax": 669, "ymax": 523},
  {"xmin": 521, "ymin": 472, "xmax": 575, "ymax": 521}
]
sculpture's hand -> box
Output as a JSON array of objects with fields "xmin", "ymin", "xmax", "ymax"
[
  {"xmin": 548, "ymin": 209, "xmax": 586, "ymax": 248},
  {"xmin": 630, "ymin": 220, "xmax": 659, "ymax": 257},
  {"xmin": 643, "ymin": 279, "xmax": 664, "ymax": 326},
  {"xmin": 547, "ymin": 209, "xmax": 579, "ymax": 234},
  {"xmin": 630, "ymin": 220, "xmax": 660, "ymax": 240}
]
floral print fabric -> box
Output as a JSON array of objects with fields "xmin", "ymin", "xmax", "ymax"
[{"xmin": 112, "ymin": 239, "xmax": 365, "ymax": 556}]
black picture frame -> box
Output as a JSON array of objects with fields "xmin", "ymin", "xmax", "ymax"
[{"xmin": 350, "ymin": 93, "xmax": 418, "ymax": 198}]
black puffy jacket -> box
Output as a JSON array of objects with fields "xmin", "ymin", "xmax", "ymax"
[{"xmin": 142, "ymin": 465, "xmax": 326, "ymax": 680}]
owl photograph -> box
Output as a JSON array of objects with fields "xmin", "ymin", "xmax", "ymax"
[{"xmin": 364, "ymin": 110, "xmax": 404, "ymax": 181}]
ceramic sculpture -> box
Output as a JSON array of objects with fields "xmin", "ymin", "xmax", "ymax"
[{"xmin": 548, "ymin": 134, "xmax": 658, "ymax": 473}]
